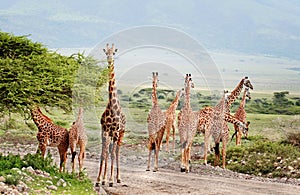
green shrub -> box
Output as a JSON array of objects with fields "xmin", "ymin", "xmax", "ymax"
[{"xmin": 207, "ymin": 139, "xmax": 300, "ymax": 178}]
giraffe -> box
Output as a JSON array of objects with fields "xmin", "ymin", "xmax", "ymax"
[
  {"xmin": 178, "ymin": 74, "xmax": 198, "ymax": 173},
  {"xmin": 163, "ymin": 88, "xmax": 184, "ymax": 154},
  {"xmin": 146, "ymin": 72, "xmax": 166, "ymax": 172},
  {"xmin": 69, "ymin": 107, "xmax": 87, "ymax": 174},
  {"xmin": 31, "ymin": 106, "xmax": 69, "ymax": 172},
  {"xmin": 232, "ymin": 87, "xmax": 251, "ymax": 145},
  {"xmin": 197, "ymin": 77, "xmax": 254, "ymax": 152},
  {"xmin": 202, "ymin": 92, "xmax": 249, "ymax": 168},
  {"xmin": 226, "ymin": 76, "xmax": 253, "ymax": 110},
  {"xmin": 96, "ymin": 44, "xmax": 126, "ymax": 187}
]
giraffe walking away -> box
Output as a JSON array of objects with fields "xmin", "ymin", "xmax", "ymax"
[
  {"xmin": 178, "ymin": 74, "xmax": 198, "ymax": 173},
  {"xmin": 146, "ymin": 72, "xmax": 166, "ymax": 172},
  {"xmin": 232, "ymin": 87, "xmax": 251, "ymax": 145},
  {"xmin": 163, "ymin": 88, "xmax": 184, "ymax": 154},
  {"xmin": 69, "ymin": 107, "xmax": 87, "ymax": 174},
  {"xmin": 96, "ymin": 44, "xmax": 126, "ymax": 187},
  {"xmin": 31, "ymin": 106, "xmax": 69, "ymax": 172}
]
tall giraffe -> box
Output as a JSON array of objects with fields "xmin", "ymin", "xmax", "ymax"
[
  {"xmin": 96, "ymin": 44, "xmax": 126, "ymax": 187},
  {"xmin": 178, "ymin": 74, "xmax": 198, "ymax": 173},
  {"xmin": 69, "ymin": 107, "xmax": 87, "ymax": 173},
  {"xmin": 163, "ymin": 88, "xmax": 184, "ymax": 153},
  {"xmin": 232, "ymin": 87, "xmax": 251, "ymax": 145},
  {"xmin": 31, "ymin": 106, "xmax": 69, "ymax": 172},
  {"xmin": 202, "ymin": 91, "xmax": 249, "ymax": 168},
  {"xmin": 146, "ymin": 72, "xmax": 166, "ymax": 172}
]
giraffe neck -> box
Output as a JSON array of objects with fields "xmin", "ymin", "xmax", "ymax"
[
  {"xmin": 225, "ymin": 113, "xmax": 244, "ymax": 127},
  {"xmin": 108, "ymin": 60, "xmax": 118, "ymax": 105},
  {"xmin": 239, "ymin": 89, "xmax": 247, "ymax": 109},
  {"xmin": 184, "ymin": 84, "xmax": 191, "ymax": 108},
  {"xmin": 152, "ymin": 80, "xmax": 158, "ymax": 106},
  {"xmin": 169, "ymin": 90, "xmax": 181, "ymax": 110},
  {"xmin": 31, "ymin": 108, "xmax": 53, "ymax": 128},
  {"xmin": 227, "ymin": 78, "xmax": 245, "ymax": 106}
]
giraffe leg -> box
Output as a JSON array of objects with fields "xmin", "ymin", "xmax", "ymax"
[
  {"xmin": 96, "ymin": 132, "xmax": 110, "ymax": 186},
  {"xmin": 180, "ymin": 143, "xmax": 186, "ymax": 172},
  {"xmin": 203, "ymin": 134, "xmax": 210, "ymax": 165},
  {"xmin": 185, "ymin": 145, "xmax": 191, "ymax": 173},
  {"xmin": 70, "ymin": 144, "xmax": 76, "ymax": 173},
  {"xmin": 214, "ymin": 143, "xmax": 220, "ymax": 167},
  {"xmin": 222, "ymin": 140, "xmax": 227, "ymax": 169},
  {"xmin": 116, "ymin": 130, "xmax": 124, "ymax": 183},
  {"xmin": 37, "ymin": 143, "xmax": 47, "ymax": 158},
  {"xmin": 116, "ymin": 144, "xmax": 121, "ymax": 183},
  {"xmin": 172, "ymin": 124, "xmax": 176, "ymax": 154},
  {"xmin": 78, "ymin": 143, "xmax": 86, "ymax": 173},
  {"xmin": 109, "ymin": 141, "xmax": 117, "ymax": 187},
  {"xmin": 58, "ymin": 145, "xmax": 68, "ymax": 172},
  {"xmin": 146, "ymin": 138, "xmax": 154, "ymax": 171},
  {"xmin": 237, "ymin": 128, "xmax": 243, "ymax": 145},
  {"xmin": 165, "ymin": 121, "xmax": 171, "ymax": 153},
  {"xmin": 153, "ymin": 140, "xmax": 159, "ymax": 172}
]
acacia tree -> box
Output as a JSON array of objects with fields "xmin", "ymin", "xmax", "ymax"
[{"xmin": 0, "ymin": 31, "xmax": 107, "ymax": 118}]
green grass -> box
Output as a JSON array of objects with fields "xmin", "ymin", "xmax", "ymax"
[{"xmin": 0, "ymin": 153, "xmax": 97, "ymax": 194}]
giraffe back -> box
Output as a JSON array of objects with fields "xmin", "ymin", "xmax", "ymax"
[
  {"xmin": 69, "ymin": 107, "xmax": 87, "ymax": 149},
  {"xmin": 31, "ymin": 107, "xmax": 69, "ymax": 147}
]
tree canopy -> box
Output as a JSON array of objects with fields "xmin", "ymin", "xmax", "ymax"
[{"xmin": 0, "ymin": 31, "xmax": 108, "ymax": 118}]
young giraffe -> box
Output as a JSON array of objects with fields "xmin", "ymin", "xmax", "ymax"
[
  {"xmin": 163, "ymin": 88, "xmax": 184, "ymax": 154},
  {"xmin": 178, "ymin": 74, "xmax": 198, "ymax": 173},
  {"xmin": 146, "ymin": 72, "xmax": 166, "ymax": 172},
  {"xmin": 202, "ymin": 92, "xmax": 249, "ymax": 168},
  {"xmin": 96, "ymin": 44, "xmax": 126, "ymax": 187},
  {"xmin": 69, "ymin": 107, "xmax": 87, "ymax": 174},
  {"xmin": 232, "ymin": 87, "xmax": 251, "ymax": 145},
  {"xmin": 31, "ymin": 106, "xmax": 69, "ymax": 172}
]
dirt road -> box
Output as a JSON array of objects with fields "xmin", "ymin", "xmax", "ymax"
[
  {"xmin": 1, "ymin": 143, "xmax": 299, "ymax": 195},
  {"xmin": 85, "ymin": 158, "xmax": 300, "ymax": 195}
]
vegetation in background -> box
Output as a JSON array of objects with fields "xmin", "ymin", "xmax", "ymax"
[{"xmin": 0, "ymin": 31, "xmax": 108, "ymax": 119}]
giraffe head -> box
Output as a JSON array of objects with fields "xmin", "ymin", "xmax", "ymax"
[
  {"xmin": 244, "ymin": 121, "xmax": 250, "ymax": 138},
  {"xmin": 103, "ymin": 43, "xmax": 118, "ymax": 63},
  {"xmin": 243, "ymin": 76, "xmax": 253, "ymax": 90},
  {"xmin": 152, "ymin": 72, "xmax": 159, "ymax": 87},
  {"xmin": 223, "ymin": 90, "xmax": 230, "ymax": 102},
  {"xmin": 185, "ymin": 74, "xmax": 194, "ymax": 89}
]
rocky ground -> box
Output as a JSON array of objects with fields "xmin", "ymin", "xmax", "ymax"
[{"xmin": 0, "ymin": 142, "xmax": 300, "ymax": 194}]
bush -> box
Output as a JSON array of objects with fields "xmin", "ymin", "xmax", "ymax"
[{"xmin": 207, "ymin": 139, "xmax": 300, "ymax": 178}]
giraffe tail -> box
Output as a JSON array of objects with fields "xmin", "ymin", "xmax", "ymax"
[
  {"xmin": 231, "ymin": 131, "xmax": 237, "ymax": 142},
  {"xmin": 71, "ymin": 151, "xmax": 77, "ymax": 163}
]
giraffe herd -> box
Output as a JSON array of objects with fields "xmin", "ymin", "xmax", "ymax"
[{"xmin": 31, "ymin": 44, "xmax": 254, "ymax": 187}]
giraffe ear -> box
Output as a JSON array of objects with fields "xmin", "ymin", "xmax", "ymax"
[
  {"xmin": 115, "ymin": 49, "xmax": 118, "ymax": 52},
  {"xmin": 103, "ymin": 48, "xmax": 106, "ymax": 53}
]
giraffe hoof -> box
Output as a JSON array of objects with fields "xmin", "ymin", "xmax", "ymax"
[
  {"xmin": 146, "ymin": 168, "xmax": 150, "ymax": 171},
  {"xmin": 153, "ymin": 168, "xmax": 158, "ymax": 172},
  {"xmin": 95, "ymin": 183, "xmax": 100, "ymax": 187},
  {"xmin": 180, "ymin": 167, "xmax": 186, "ymax": 172},
  {"xmin": 117, "ymin": 179, "xmax": 121, "ymax": 183},
  {"xmin": 109, "ymin": 182, "xmax": 113, "ymax": 187},
  {"xmin": 101, "ymin": 181, "xmax": 106, "ymax": 185}
]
